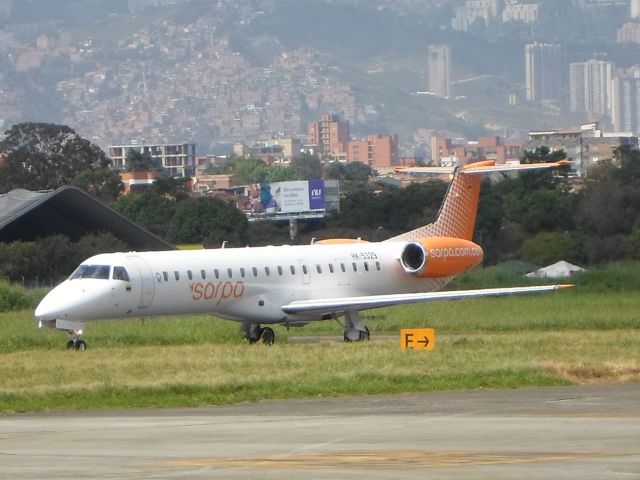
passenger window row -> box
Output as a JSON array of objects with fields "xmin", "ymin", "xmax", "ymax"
[{"xmin": 154, "ymin": 261, "xmax": 381, "ymax": 283}]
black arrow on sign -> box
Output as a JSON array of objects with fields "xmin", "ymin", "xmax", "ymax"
[{"xmin": 417, "ymin": 336, "xmax": 430, "ymax": 347}]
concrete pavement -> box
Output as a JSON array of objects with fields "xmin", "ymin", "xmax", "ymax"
[{"xmin": 0, "ymin": 384, "xmax": 639, "ymax": 479}]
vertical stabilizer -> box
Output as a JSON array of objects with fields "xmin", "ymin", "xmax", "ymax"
[{"xmin": 387, "ymin": 168, "xmax": 483, "ymax": 242}]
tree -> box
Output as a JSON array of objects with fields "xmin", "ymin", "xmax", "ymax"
[
  {"xmin": 571, "ymin": 146, "xmax": 640, "ymax": 264},
  {"xmin": 150, "ymin": 176, "xmax": 191, "ymax": 201},
  {"xmin": 113, "ymin": 192, "xmax": 176, "ymax": 239},
  {"xmin": 72, "ymin": 168, "xmax": 123, "ymax": 202},
  {"xmin": 0, "ymin": 123, "xmax": 122, "ymax": 200},
  {"xmin": 326, "ymin": 161, "xmax": 372, "ymax": 183},
  {"xmin": 0, "ymin": 233, "xmax": 127, "ymax": 284},
  {"xmin": 125, "ymin": 150, "xmax": 159, "ymax": 172},
  {"xmin": 290, "ymin": 153, "xmax": 323, "ymax": 180},
  {"xmin": 494, "ymin": 147, "xmax": 573, "ymax": 238},
  {"xmin": 522, "ymin": 232, "xmax": 584, "ymax": 266},
  {"xmin": 333, "ymin": 180, "xmax": 448, "ymax": 237},
  {"xmin": 169, "ymin": 197, "xmax": 248, "ymax": 246},
  {"xmin": 234, "ymin": 157, "xmax": 270, "ymax": 184}
]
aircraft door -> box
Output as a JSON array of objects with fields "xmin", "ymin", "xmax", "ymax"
[{"xmin": 127, "ymin": 255, "xmax": 155, "ymax": 308}]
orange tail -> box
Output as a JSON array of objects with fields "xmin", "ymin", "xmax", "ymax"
[{"xmin": 387, "ymin": 167, "xmax": 483, "ymax": 242}]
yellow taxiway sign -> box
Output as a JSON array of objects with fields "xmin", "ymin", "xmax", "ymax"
[{"xmin": 400, "ymin": 328, "xmax": 436, "ymax": 351}]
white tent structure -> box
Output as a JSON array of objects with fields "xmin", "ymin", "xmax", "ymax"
[{"xmin": 526, "ymin": 260, "xmax": 586, "ymax": 279}]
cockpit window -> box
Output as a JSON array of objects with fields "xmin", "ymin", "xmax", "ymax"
[
  {"xmin": 112, "ymin": 266, "xmax": 130, "ymax": 282},
  {"xmin": 69, "ymin": 264, "xmax": 110, "ymax": 280}
]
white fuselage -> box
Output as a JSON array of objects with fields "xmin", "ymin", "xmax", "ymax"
[{"xmin": 35, "ymin": 242, "xmax": 452, "ymax": 326}]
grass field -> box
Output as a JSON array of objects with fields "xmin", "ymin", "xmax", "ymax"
[{"xmin": 1, "ymin": 266, "xmax": 639, "ymax": 413}]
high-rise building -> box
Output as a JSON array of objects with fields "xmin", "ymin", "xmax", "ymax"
[
  {"xmin": 525, "ymin": 43, "xmax": 563, "ymax": 102},
  {"xmin": 427, "ymin": 45, "xmax": 451, "ymax": 98},
  {"xmin": 612, "ymin": 67, "xmax": 640, "ymax": 134},
  {"xmin": 632, "ymin": 0, "xmax": 640, "ymax": 18},
  {"xmin": 569, "ymin": 59, "xmax": 614, "ymax": 116},
  {"xmin": 307, "ymin": 113, "xmax": 349, "ymax": 157},
  {"xmin": 617, "ymin": 22, "xmax": 640, "ymax": 43},
  {"xmin": 452, "ymin": 0, "xmax": 503, "ymax": 31}
]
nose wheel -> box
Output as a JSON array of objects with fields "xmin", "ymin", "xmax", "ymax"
[
  {"xmin": 66, "ymin": 339, "xmax": 88, "ymax": 351},
  {"xmin": 65, "ymin": 327, "xmax": 87, "ymax": 351}
]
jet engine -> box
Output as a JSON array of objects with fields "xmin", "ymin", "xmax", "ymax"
[{"xmin": 399, "ymin": 237, "xmax": 483, "ymax": 278}]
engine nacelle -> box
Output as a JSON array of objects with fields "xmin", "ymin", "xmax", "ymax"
[{"xmin": 399, "ymin": 237, "xmax": 483, "ymax": 278}]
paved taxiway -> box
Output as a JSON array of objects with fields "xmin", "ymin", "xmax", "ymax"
[{"xmin": 1, "ymin": 384, "xmax": 639, "ymax": 479}]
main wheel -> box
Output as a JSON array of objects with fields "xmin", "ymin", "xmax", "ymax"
[
  {"xmin": 74, "ymin": 340, "xmax": 87, "ymax": 351},
  {"xmin": 261, "ymin": 327, "xmax": 275, "ymax": 345},
  {"xmin": 358, "ymin": 326, "xmax": 371, "ymax": 341},
  {"xmin": 66, "ymin": 340, "xmax": 75, "ymax": 349},
  {"xmin": 248, "ymin": 327, "xmax": 263, "ymax": 344}
]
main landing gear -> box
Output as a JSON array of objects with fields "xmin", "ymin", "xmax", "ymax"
[
  {"xmin": 343, "ymin": 310, "xmax": 371, "ymax": 342},
  {"xmin": 242, "ymin": 323, "xmax": 275, "ymax": 345}
]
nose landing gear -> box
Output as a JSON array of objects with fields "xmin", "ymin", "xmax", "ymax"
[
  {"xmin": 66, "ymin": 327, "xmax": 88, "ymax": 351},
  {"xmin": 66, "ymin": 338, "xmax": 88, "ymax": 351},
  {"xmin": 39, "ymin": 319, "xmax": 89, "ymax": 351}
]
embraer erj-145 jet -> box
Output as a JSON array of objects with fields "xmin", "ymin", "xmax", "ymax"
[{"xmin": 36, "ymin": 160, "xmax": 572, "ymax": 350}]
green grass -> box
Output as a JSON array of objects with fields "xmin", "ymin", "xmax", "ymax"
[
  {"xmin": 1, "ymin": 329, "xmax": 638, "ymax": 413},
  {"xmin": 1, "ymin": 264, "xmax": 639, "ymax": 413},
  {"xmin": 0, "ymin": 281, "xmax": 47, "ymax": 312}
]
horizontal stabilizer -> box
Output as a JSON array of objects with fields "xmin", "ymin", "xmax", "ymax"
[{"xmin": 395, "ymin": 160, "xmax": 571, "ymax": 175}]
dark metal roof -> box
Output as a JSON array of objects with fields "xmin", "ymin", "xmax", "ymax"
[{"xmin": 0, "ymin": 187, "xmax": 175, "ymax": 251}]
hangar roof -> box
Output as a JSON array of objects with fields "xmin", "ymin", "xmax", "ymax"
[{"xmin": 0, "ymin": 187, "xmax": 174, "ymax": 251}]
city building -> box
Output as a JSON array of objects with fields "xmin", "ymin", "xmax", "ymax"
[
  {"xmin": 192, "ymin": 174, "xmax": 239, "ymax": 197},
  {"xmin": 119, "ymin": 171, "xmax": 160, "ymax": 195},
  {"xmin": 569, "ymin": 59, "xmax": 614, "ymax": 116},
  {"xmin": 347, "ymin": 134, "xmax": 399, "ymax": 168},
  {"xmin": 617, "ymin": 22, "xmax": 640, "ymax": 43},
  {"xmin": 108, "ymin": 143, "xmax": 196, "ymax": 177},
  {"xmin": 234, "ymin": 138, "xmax": 302, "ymax": 165},
  {"xmin": 574, "ymin": 0, "xmax": 628, "ymax": 8},
  {"xmin": 527, "ymin": 122, "xmax": 638, "ymax": 177},
  {"xmin": 525, "ymin": 42, "xmax": 563, "ymax": 102},
  {"xmin": 502, "ymin": 1, "xmax": 539, "ymax": 23},
  {"xmin": 430, "ymin": 135, "xmax": 522, "ymax": 167},
  {"xmin": 612, "ymin": 67, "xmax": 640, "ymax": 134},
  {"xmin": 632, "ymin": 0, "xmax": 640, "ymax": 18},
  {"xmin": 426, "ymin": 44, "xmax": 451, "ymax": 98},
  {"xmin": 193, "ymin": 155, "xmax": 228, "ymax": 175},
  {"xmin": 307, "ymin": 113, "xmax": 349, "ymax": 158},
  {"xmin": 452, "ymin": 0, "xmax": 502, "ymax": 31}
]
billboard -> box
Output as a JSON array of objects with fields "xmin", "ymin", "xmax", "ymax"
[{"xmin": 249, "ymin": 180, "xmax": 326, "ymax": 214}]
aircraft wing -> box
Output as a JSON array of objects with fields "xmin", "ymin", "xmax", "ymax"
[{"xmin": 281, "ymin": 285, "xmax": 571, "ymax": 315}]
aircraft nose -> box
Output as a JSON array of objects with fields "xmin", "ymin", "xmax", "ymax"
[
  {"xmin": 34, "ymin": 281, "xmax": 112, "ymax": 321},
  {"xmin": 34, "ymin": 294, "xmax": 57, "ymax": 320},
  {"xmin": 35, "ymin": 285, "xmax": 76, "ymax": 320}
]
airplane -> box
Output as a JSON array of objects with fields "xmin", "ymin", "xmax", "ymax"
[{"xmin": 35, "ymin": 160, "xmax": 572, "ymax": 350}]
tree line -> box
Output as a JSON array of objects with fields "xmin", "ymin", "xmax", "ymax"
[{"xmin": 2, "ymin": 122, "xmax": 640, "ymax": 283}]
